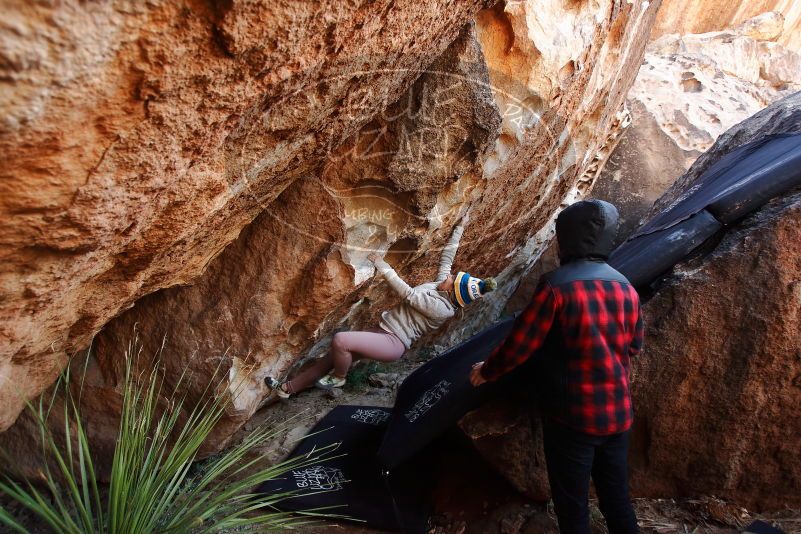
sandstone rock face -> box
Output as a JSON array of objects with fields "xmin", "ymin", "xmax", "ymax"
[
  {"xmin": 642, "ymin": 24, "xmax": 801, "ymax": 151},
  {"xmin": 627, "ymin": 191, "xmax": 801, "ymax": 511},
  {"xmin": 593, "ymin": 17, "xmax": 801, "ymax": 241},
  {"xmin": 460, "ymin": 92, "xmax": 801, "ymax": 511},
  {"xmin": 459, "ymin": 398, "xmax": 550, "ymax": 502},
  {"xmin": 0, "ymin": 0, "xmax": 661, "ymax": 464},
  {"xmin": 652, "ymin": 1, "xmax": 801, "ymax": 53},
  {"xmin": 0, "ymin": 0, "xmax": 496, "ymax": 431}
]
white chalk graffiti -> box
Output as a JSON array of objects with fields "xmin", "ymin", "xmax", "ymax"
[
  {"xmin": 292, "ymin": 466, "xmax": 346, "ymax": 491},
  {"xmin": 351, "ymin": 408, "xmax": 391, "ymax": 425},
  {"xmin": 404, "ymin": 380, "xmax": 451, "ymax": 422}
]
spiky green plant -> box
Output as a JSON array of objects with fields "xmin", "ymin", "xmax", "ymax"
[
  {"xmin": 344, "ymin": 360, "xmax": 382, "ymax": 393},
  {"xmin": 0, "ymin": 341, "xmax": 340, "ymax": 533}
]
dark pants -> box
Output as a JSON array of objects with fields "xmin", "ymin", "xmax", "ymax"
[{"xmin": 542, "ymin": 420, "xmax": 638, "ymax": 534}]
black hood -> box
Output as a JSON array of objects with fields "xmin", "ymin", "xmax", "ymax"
[{"xmin": 555, "ymin": 200, "xmax": 619, "ymax": 263}]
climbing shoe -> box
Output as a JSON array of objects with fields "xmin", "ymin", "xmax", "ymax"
[
  {"xmin": 264, "ymin": 376, "xmax": 290, "ymax": 399},
  {"xmin": 315, "ymin": 373, "xmax": 347, "ymax": 390}
]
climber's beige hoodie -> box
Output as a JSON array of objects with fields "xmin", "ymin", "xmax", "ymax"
[{"xmin": 373, "ymin": 225, "xmax": 464, "ymax": 349}]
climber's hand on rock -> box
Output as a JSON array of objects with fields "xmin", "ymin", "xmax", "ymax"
[
  {"xmin": 367, "ymin": 252, "xmax": 381, "ymax": 264},
  {"xmin": 470, "ymin": 361, "xmax": 486, "ymax": 387},
  {"xmin": 460, "ymin": 205, "xmax": 472, "ymax": 225}
]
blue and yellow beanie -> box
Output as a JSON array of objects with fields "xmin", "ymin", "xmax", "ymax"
[{"xmin": 453, "ymin": 272, "xmax": 497, "ymax": 307}]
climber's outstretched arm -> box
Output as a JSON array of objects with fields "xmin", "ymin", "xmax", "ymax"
[
  {"xmin": 435, "ymin": 209, "xmax": 470, "ymax": 283},
  {"xmin": 370, "ymin": 255, "xmax": 413, "ymax": 299}
]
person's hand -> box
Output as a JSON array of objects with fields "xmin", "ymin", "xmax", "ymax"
[
  {"xmin": 460, "ymin": 206, "xmax": 472, "ymax": 225},
  {"xmin": 470, "ymin": 361, "xmax": 487, "ymax": 387},
  {"xmin": 367, "ymin": 252, "xmax": 381, "ymax": 263}
]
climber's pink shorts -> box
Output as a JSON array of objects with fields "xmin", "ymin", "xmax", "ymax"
[{"xmin": 285, "ymin": 328, "xmax": 405, "ymax": 393}]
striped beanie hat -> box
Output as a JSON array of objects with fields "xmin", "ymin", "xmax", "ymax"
[{"xmin": 453, "ymin": 272, "xmax": 497, "ymax": 307}]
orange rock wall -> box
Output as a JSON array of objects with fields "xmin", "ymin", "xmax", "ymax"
[
  {"xmin": 652, "ymin": 0, "xmax": 801, "ymax": 52},
  {"xmin": 0, "ymin": 0, "xmax": 494, "ymax": 430},
  {"xmin": 0, "ymin": 0, "xmax": 661, "ymax": 461}
]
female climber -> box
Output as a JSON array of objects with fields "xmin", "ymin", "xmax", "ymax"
[{"xmin": 264, "ymin": 209, "xmax": 496, "ymax": 398}]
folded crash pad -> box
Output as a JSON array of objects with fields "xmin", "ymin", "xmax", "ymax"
[
  {"xmin": 376, "ymin": 316, "xmax": 516, "ymax": 469},
  {"xmin": 706, "ymin": 134, "xmax": 801, "ymax": 224},
  {"xmin": 610, "ymin": 133, "xmax": 801, "ymax": 289},
  {"xmin": 633, "ymin": 134, "xmax": 801, "ymax": 236},
  {"xmin": 255, "ymin": 405, "xmax": 428, "ymax": 532},
  {"xmin": 609, "ymin": 210, "xmax": 722, "ymax": 288},
  {"xmin": 258, "ymin": 318, "xmax": 518, "ymax": 531}
]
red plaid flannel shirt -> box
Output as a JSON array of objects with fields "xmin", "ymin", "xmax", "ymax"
[{"xmin": 481, "ymin": 276, "xmax": 644, "ymax": 435}]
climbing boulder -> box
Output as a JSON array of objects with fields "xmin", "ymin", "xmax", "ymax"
[
  {"xmin": 0, "ymin": 0, "xmax": 662, "ymax": 473},
  {"xmin": 0, "ymin": 0, "xmax": 496, "ymax": 432},
  {"xmin": 627, "ymin": 190, "xmax": 801, "ymax": 511}
]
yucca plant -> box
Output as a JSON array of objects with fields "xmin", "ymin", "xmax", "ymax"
[{"xmin": 0, "ymin": 341, "xmax": 340, "ymax": 533}]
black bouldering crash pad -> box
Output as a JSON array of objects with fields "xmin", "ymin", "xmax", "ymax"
[
  {"xmin": 610, "ymin": 133, "xmax": 801, "ymax": 289},
  {"xmin": 609, "ymin": 210, "xmax": 722, "ymax": 288},
  {"xmin": 633, "ymin": 134, "xmax": 801, "ymax": 235},
  {"xmin": 257, "ymin": 318, "xmax": 518, "ymax": 532},
  {"xmin": 255, "ymin": 405, "xmax": 428, "ymax": 532},
  {"xmin": 376, "ymin": 316, "xmax": 516, "ymax": 469}
]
